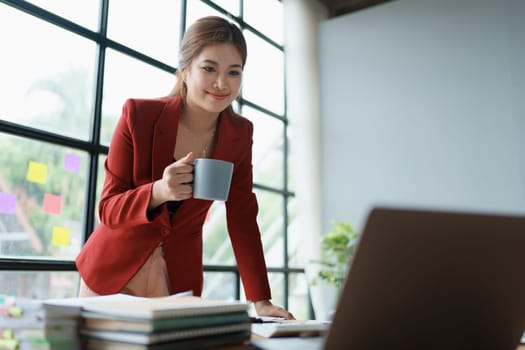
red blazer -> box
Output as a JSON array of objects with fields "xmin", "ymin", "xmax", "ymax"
[{"xmin": 75, "ymin": 96, "xmax": 271, "ymax": 301}]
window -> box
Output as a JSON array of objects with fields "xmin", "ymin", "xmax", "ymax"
[{"xmin": 0, "ymin": 0, "xmax": 308, "ymax": 319}]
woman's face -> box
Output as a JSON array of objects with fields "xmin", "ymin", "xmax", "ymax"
[{"xmin": 183, "ymin": 43, "xmax": 243, "ymax": 115}]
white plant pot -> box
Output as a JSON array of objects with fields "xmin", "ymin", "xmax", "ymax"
[
  {"xmin": 309, "ymin": 282, "xmax": 338, "ymax": 321},
  {"xmin": 305, "ymin": 264, "xmax": 338, "ymax": 321}
]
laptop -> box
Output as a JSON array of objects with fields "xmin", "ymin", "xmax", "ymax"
[{"xmin": 253, "ymin": 207, "xmax": 525, "ymax": 350}]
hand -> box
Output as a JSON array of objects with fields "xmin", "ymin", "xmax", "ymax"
[
  {"xmin": 149, "ymin": 152, "xmax": 195, "ymax": 209},
  {"xmin": 254, "ymin": 300, "xmax": 295, "ymax": 320}
]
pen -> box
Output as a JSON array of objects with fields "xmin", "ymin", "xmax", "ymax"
[{"xmin": 249, "ymin": 317, "xmax": 281, "ymax": 324}]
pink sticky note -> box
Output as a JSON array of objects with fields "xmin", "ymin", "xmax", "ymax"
[
  {"xmin": 0, "ymin": 305, "xmax": 9, "ymax": 317},
  {"xmin": 0, "ymin": 192, "xmax": 16, "ymax": 214},
  {"xmin": 64, "ymin": 153, "xmax": 81, "ymax": 173},
  {"xmin": 43, "ymin": 193, "xmax": 62, "ymax": 215}
]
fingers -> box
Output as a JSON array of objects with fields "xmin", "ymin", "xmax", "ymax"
[
  {"xmin": 271, "ymin": 307, "xmax": 295, "ymax": 320},
  {"xmin": 175, "ymin": 151, "xmax": 194, "ymax": 166},
  {"xmin": 162, "ymin": 153, "xmax": 195, "ymax": 201},
  {"xmin": 184, "ymin": 151, "xmax": 195, "ymax": 164},
  {"xmin": 254, "ymin": 300, "xmax": 295, "ymax": 320}
]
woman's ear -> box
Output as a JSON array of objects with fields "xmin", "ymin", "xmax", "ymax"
[{"xmin": 181, "ymin": 69, "xmax": 188, "ymax": 83}]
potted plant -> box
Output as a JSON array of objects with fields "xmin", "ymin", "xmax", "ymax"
[{"xmin": 308, "ymin": 221, "xmax": 359, "ymax": 320}]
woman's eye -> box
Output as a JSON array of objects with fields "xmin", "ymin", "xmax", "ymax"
[
  {"xmin": 229, "ymin": 70, "xmax": 241, "ymax": 76},
  {"xmin": 202, "ymin": 66, "xmax": 214, "ymax": 73}
]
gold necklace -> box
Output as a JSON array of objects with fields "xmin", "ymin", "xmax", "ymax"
[
  {"xmin": 181, "ymin": 122, "xmax": 216, "ymax": 158},
  {"xmin": 202, "ymin": 128, "xmax": 216, "ymax": 158},
  {"xmin": 179, "ymin": 111, "xmax": 218, "ymax": 158}
]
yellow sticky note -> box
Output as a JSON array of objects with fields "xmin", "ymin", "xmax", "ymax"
[
  {"xmin": 26, "ymin": 161, "xmax": 48, "ymax": 184},
  {"xmin": 2, "ymin": 328, "xmax": 14, "ymax": 339},
  {"xmin": 0, "ymin": 338, "xmax": 18, "ymax": 350},
  {"xmin": 51, "ymin": 227, "xmax": 70, "ymax": 247},
  {"xmin": 7, "ymin": 306, "xmax": 22, "ymax": 318}
]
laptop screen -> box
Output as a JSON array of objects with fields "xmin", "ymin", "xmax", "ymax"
[{"xmin": 323, "ymin": 207, "xmax": 525, "ymax": 349}]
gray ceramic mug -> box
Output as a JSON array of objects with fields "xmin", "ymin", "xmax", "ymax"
[{"xmin": 193, "ymin": 158, "xmax": 234, "ymax": 201}]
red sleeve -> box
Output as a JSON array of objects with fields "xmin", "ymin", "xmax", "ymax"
[
  {"xmin": 98, "ymin": 99, "xmax": 156, "ymax": 229},
  {"xmin": 226, "ymin": 120, "xmax": 272, "ymax": 302}
]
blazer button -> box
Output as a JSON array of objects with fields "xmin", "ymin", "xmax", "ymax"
[{"xmin": 162, "ymin": 228, "xmax": 170, "ymax": 236}]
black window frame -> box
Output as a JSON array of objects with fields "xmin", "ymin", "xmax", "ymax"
[{"xmin": 0, "ymin": 0, "xmax": 305, "ymax": 312}]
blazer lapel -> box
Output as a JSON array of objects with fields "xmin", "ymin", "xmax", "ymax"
[
  {"xmin": 152, "ymin": 97, "xmax": 183, "ymax": 181},
  {"xmin": 212, "ymin": 109, "xmax": 242, "ymax": 162}
]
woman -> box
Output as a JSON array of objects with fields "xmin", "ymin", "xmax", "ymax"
[{"xmin": 75, "ymin": 16, "xmax": 294, "ymax": 319}]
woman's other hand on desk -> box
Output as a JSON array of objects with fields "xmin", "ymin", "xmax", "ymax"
[{"xmin": 254, "ymin": 300, "xmax": 295, "ymax": 320}]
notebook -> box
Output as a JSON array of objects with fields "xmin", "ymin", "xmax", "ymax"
[
  {"xmin": 81, "ymin": 295, "xmax": 248, "ymax": 319},
  {"xmin": 80, "ymin": 322, "xmax": 250, "ymax": 345},
  {"xmin": 253, "ymin": 207, "xmax": 525, "ymax": 350},
  {"xmin": 251, "ymin": 319, "xmax": 328, "ymax": 338}
]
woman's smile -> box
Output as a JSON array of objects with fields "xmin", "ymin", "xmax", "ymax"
[{"xmin": 207, "ymin": 91, "xmax": 229, "ymax": 100}]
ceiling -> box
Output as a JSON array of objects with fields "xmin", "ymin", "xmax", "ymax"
[{"xmin": 318, "ymin": 0, "xmax": 394, "ymax": 18}]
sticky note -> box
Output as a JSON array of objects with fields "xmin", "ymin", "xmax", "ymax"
[
  {"xmin": 0, "ymin": 339, "xmax": 19, "ymax": 350},
  {"xmin": 2, "ymin": 328, "xmax": 14, "ymax": 338},
  {"xmin": 7, "ymin": 307, "xmax": 22, "ymax": 318},
  {"xmin": 26, "ymin": 161, "xmax": 47, "ymax": 184},
  {"xmin": 52, "ymin": 226, "xmax": 70, "ymax": 247},
  {"xmin": 43, "ymin": 194, "xmax": 61, "ymax": 215},
  {"xmin": 0, "ymin": 306, "xmax": 9, "ymax": 317},
  {"xmin": 63, "ymin": 153, "xmax": 81, "ymax": 173},
  {"xmin": 0, "ymin": 193, "xmax": 16, "ymax": 214}
]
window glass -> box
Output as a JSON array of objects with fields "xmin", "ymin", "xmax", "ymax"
[
  {"xmin": 255, "ymin": 189, "xmax": 284, "ymax": 267},
  {"xmin": 203, "ymin": 189, "xmax": 285, "ymax": 267},
  {"xmin": 202, "ymin": 272, "xmax": 237, "ymax": 300},
  {"xmin": 185, "ymin": 1, "xmax": 225, "ymax": 30},
  {"xmin": 287, "ymin": 128, "xmax": 296, "ymax": 192},
  {"xmin": 1, "ymin": 0, "xmax": 296, "ymax": 308},
  {"xmin": 0, "ymin": 134, "xmax": 87, "ymax": 259},
  {"xmin": 268, "ymin": 272, "xmax": 285, "ymax": 308},
  {"xmin": 289, "ymin": 272, "xmax": 310, "ymax": 320},
  {"xmin": 0, "ymin": 271, "xmax": 79, "ymax": 299},
  {"xmin": 242, "ymin": 31, "xmax": 284, "ymax": 115},
  {"xmin": 101, "ymin": 49, "xmax": 175, "ymax": 146},
  {"xmin": 287, "ymin": 196, "xmax": 302, "ymax": 268},
  {"xmin": 242, "ymin": 106, "xmax": 284, "ymax": 189},
  {"xmin": 92, "ymin": 154, "xmax": 107, "ymax": 230},
  {"xmin": 0, "ymin": 5, "xmax": 96, "ymax": 141},
  {"xmin": 211, "ymin": 0, "xmax": 240, "ymax": 16},
  {"xmin": 243, "ymin": 0, "xmax": 283, "ymax": 45},
  {"xmin": 25, "ymin": 0, "xmax": 100, "ymax": 31},
  {"xmin": 203, "ymin": 201, "xmax": 234, "ymax": 265},
  {"xmin": 107, "ymin": 0, "xmax": 182, "ymax": 66}
]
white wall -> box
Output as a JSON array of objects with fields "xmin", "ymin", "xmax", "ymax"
[{"xmin": 319, "ymin": 0, "xmax": 525, "ymax": 232}]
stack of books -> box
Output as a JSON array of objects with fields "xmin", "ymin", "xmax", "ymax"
[
  {"xmin": 78, "ymin": 294, "xmax": 251, "ymax": 350},
  {"xmin": 0, "ymin": 295, "xmax": 83, "ymax": 350}
]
